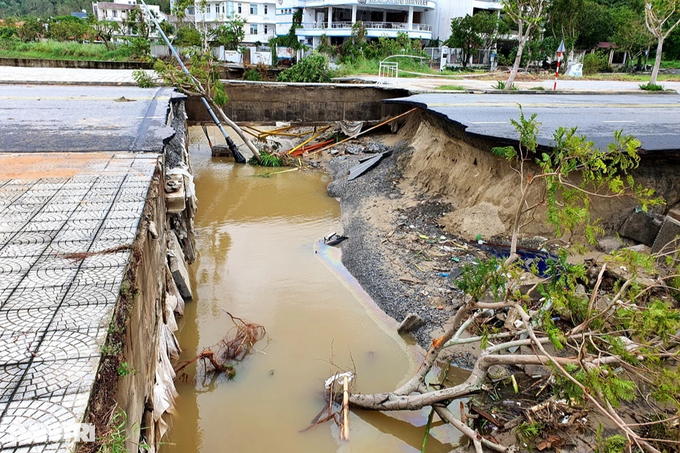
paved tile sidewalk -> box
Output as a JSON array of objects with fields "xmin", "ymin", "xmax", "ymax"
[
  {"xmin": 0, "ymin": 153, "xmax": 159, "ymax": 453},
  {"xmin": 0, "ymin": 66, "xmax": 148, "ymax": 85}
]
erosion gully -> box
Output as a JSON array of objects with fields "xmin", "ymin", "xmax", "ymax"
[{"xmin": 161, "ymin": 127, "xmax": 461, "ymax": 453}]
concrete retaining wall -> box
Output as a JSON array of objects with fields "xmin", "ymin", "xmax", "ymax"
[
  {"xmin": 0, "ymin": 57, "xmax": 152, "ymax": 69},
  {"xmin": 82, "ymin": 97, "xmax": 195, "ymax": 453},
  {"xmin": 186, "ymin": 82, "xmax": 411, "ymax": 123}
]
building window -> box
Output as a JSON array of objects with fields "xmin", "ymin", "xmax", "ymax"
[
  {"xmin": 222, "ymin": 4, "xmax": 225, "ymax": 13},
  {"xmin": 206, "ymin": 5, "xmax": 211, "ymax": 13},
  {"xmin": 250, "ymin": 24, "xmax": 258, "ymax": 34},
  {"xmin": 264, "ymin": 24, "xmax": 269, "ymax": 34},
  {"xmin": 112, "ymin": 9, "xmax": 117, "ymax": 17},
  {"xmin": 250, "ymin": 4, "xmax": 258, "ymax": 15},
  {"xmin": 264, "ymin": 4, "xmax": 268, "ymax": 14},
  {"xmin": 237, "ymin": 3, "xmax": 242, "ymax": 13}
]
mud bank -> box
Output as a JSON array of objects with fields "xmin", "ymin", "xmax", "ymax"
[
  {"xmin": 80, "ymin": 98, "xmax": 196, "ymax": 452},
  {"xmin": 327, "ymin": 108, "xmax": 680, "ymax": 349}
]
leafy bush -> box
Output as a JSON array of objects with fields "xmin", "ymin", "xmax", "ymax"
[
  {"xmin": 133, "ymin": 70, "xmax": 155, "ymax": 88},
  {"xmin": 583, "ymin": 52, "xmax": 610, "ymax": 75},
  {"xmin": 248, "ymin": 151, "xmax": 282, "ymax": 167},
  {"xmin": 244, "ymin": 68, "xmax": 261, "ymax": 81},
  {"xmin": 0, "ymin": 26, "xmax": 17, "ymax": 40},
  {"xmin": 639, "ymin": 82, "xmax": 664, "ymax": 91},
  {"xmin": 175, "ymin": 24, "xmax": 202, "ymax": 47},
  {"xmin": 277, "ymin": 53, "xmax": 331, "ymax": 83},
  {"xmin": 122, "ymin": 37, "xmax": 150, "ymax": 59},
  {"xmin": 48, "ymin": 17, "xmax": 89, "ymax": 42}
]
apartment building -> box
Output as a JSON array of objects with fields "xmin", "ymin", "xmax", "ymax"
[
  {"xmin": 92, "ymin": 0, "xmax": 162, "ymax": 24},
  {"xmin": 192, "ymin": 0, "xmax": 277, "ymax": 44},
  {"xmin": 276, "ymin": 0, "xmax": 436, "ymax": 48}
]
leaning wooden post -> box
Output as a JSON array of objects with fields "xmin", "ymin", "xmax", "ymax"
[{"xmin": 342, "ymin": 376, "xmax": 350, "ymax": 441}]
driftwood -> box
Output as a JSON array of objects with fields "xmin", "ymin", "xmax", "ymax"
[{"xmin": 174, "ymin": 312, "xmax": 266, "ymax": 377}]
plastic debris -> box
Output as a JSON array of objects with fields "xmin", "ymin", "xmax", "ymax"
[{"xmin": 325, "ymin": 371, "xmax": 355, "ymax": 389}]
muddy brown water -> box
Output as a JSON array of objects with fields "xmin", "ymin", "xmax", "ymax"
[{"xmin": 161, "ymin": 128, "xmax": 461, "ymax": 453}]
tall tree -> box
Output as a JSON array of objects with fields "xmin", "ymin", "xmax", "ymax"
[
  {"xmin": 612, "ymin": 7, "xmax": 654, "ymax": 66},
  {"xmin": 445, "ymin": 15, "xmax": 482, "ymax": 69},
  {"xmin": 546, "ymin": 0, "xmax": 583, "ymax": 54},
  {"xmin": 645, "ymin": 0, "xmax": 680, "ymax": 84},
  {"xmin": 504, "ymin": 0, "xmax": 550, "ymax": 88},
  {"xmin": 446, "ymin": 12, "xmax": 507, "ymax": 69}
]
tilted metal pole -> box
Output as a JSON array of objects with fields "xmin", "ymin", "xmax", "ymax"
[{"xmin": 138, "ymin": 0, "xmax": 245, "ymax": 162}]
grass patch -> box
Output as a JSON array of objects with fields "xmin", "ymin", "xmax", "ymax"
[
  {"xmin": 436, "ymin": 85, "xmax": 466, "ymax": 90},
  {"xmin": 330, "ymin": 57, "xmax": 481, "ymax": 79},
  {"xmin": 639, "ymin": 82, "xmax": 664, "ymax": 91},
  {"xmin": 0, "ymin": 39, "xmax": 140, "ymax": 61},
  {"xmin": 660, "ymin": 60, "xmax": 680, "ymax": 69},
  {"xmin": 529, "ymin": 86, "xmax": 546, "ymax": 90}
]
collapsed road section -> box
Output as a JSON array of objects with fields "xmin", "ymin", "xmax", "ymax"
[{"xmin": 0, "ymin": 85, "xmax": 196, "ymax": 453}]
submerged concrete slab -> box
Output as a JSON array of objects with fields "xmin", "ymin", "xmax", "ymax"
[
  {"xmin": 0, "ymin": 85, "xmax": 176, "ymax": 153},
  {"xmin": 385, "ymin": 93, "xmax": 680, "ymax": 154},
  {"xmin": 0, "ymin": 153, "xmax": 158, "ymax": 452}
]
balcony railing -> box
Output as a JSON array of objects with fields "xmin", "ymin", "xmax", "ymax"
[{"xmin": 301, "ymin": 21, "xmax": 432, "ymax": 31}]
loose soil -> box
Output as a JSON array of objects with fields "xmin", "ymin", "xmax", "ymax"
[{"xmin": 323, "ymin": 112, "xmax": 554, "ymax": 349}]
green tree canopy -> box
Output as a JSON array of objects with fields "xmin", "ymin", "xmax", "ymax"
[{"xmin": 209, "ymin": 15, "xmax": 245, "ymax": 50}]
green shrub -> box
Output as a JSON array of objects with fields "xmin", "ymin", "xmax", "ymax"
[
  {"xmin": 277, "ymin": 53, "xmax": 331, "ymax": 83},
  {"xmin": 583, "ymin": 52, "xmax": 610, "ymax": 75},
  {"xmin": 133, "ymin": 70, "xmax": 155, "ymax": 88},
  {"xmin": 660, "ymin": 60, "xmax": 680, "ymax": 69},
  {"xmin": 639, "ymin": 82, "xmax": 664, "ymax": 91},
  {"xmin": 248, "ymin": 151, "xmax": 282, "ymax": 167},
  {"xmin": 244, "ymin": 68, "xmax": 261, "ymax": 81},
  {"xmin": 0, "ymin": 26, "xmax": 17, "ymax": 39}
]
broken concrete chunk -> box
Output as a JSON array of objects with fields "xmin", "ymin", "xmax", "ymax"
[
  {"xmin": 165, "ymin": 173, "xmax": 183, "ymax": 193},
  {"xmin": 211, "ymin": 144, "xmax": 236, "ymax": 159},
  {"xmin": 148, "ymin": 221, "xmax": 159, "ymax": 239},
  {"xmin": 597, "ymin": 236, "xmax": 623, "ymax": 253},
  {"xmin": 165, "ymin": 173, "xmax": 186, "ymax": 213},
  {"xmin": 397, "ymin": 313, "xmax": 426, "ymax": 334},
  {"xmin": 167, "ymin": 233, "xmax": 192, "ymax": 300},
  {"xmin": 652, "ymin": 215, "xmax": 680, "ymax": 254},
  {"xmin": 667, "ymin": 206, "xmax": 680, "ymax": 222},
  {"xmin": 619, "ymin": 210, "xmax": 662, "ymax": 246},
  {"xmin": 346, "ymin": 144, "xmax": 364, "ymax": 155}
]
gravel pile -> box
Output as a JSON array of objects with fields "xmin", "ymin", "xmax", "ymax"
[{"xmin": 327, "ymin": 142, "xmax": 467, "ymax": 347}]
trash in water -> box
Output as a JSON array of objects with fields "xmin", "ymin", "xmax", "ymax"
[{"xmin": 324, "ymin": 232, "xmax": 348, "ymax": 246}]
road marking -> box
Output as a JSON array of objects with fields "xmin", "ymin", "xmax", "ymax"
[
  {"xmin": 470, "ymin": 121, "xmax": 507, "ymax": 124},
  {"xmin": 602, "ymin": 120, "xmax": 636, "ymax": 123}
]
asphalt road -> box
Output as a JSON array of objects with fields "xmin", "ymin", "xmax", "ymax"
[
  {"xmin": 385, "ymin": 93, "xmax": 680, "ymax": 154},
  {"xmin": 0, "ymin": 85, "xmax": 177, "ymax": 152}
]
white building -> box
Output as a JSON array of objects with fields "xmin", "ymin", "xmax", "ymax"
[
  {"xmin": 192, "ymin": 1, "xmax": 277, "ymax": 45},
  {"xmin": 276, "ymin": 0, "xmax": 436, "ymax": 48},
  {"xmin": 92, "ymin": 0, "xmax": 163, "ymax": 24},
  {"xmin": 429, "ymin": 0, "xmax": 502, "ymax": 43}
]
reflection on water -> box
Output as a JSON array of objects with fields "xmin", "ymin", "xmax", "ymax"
[{"xmin": 161, "ymin": 128, "xmax": 460, "ymax": 453}]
